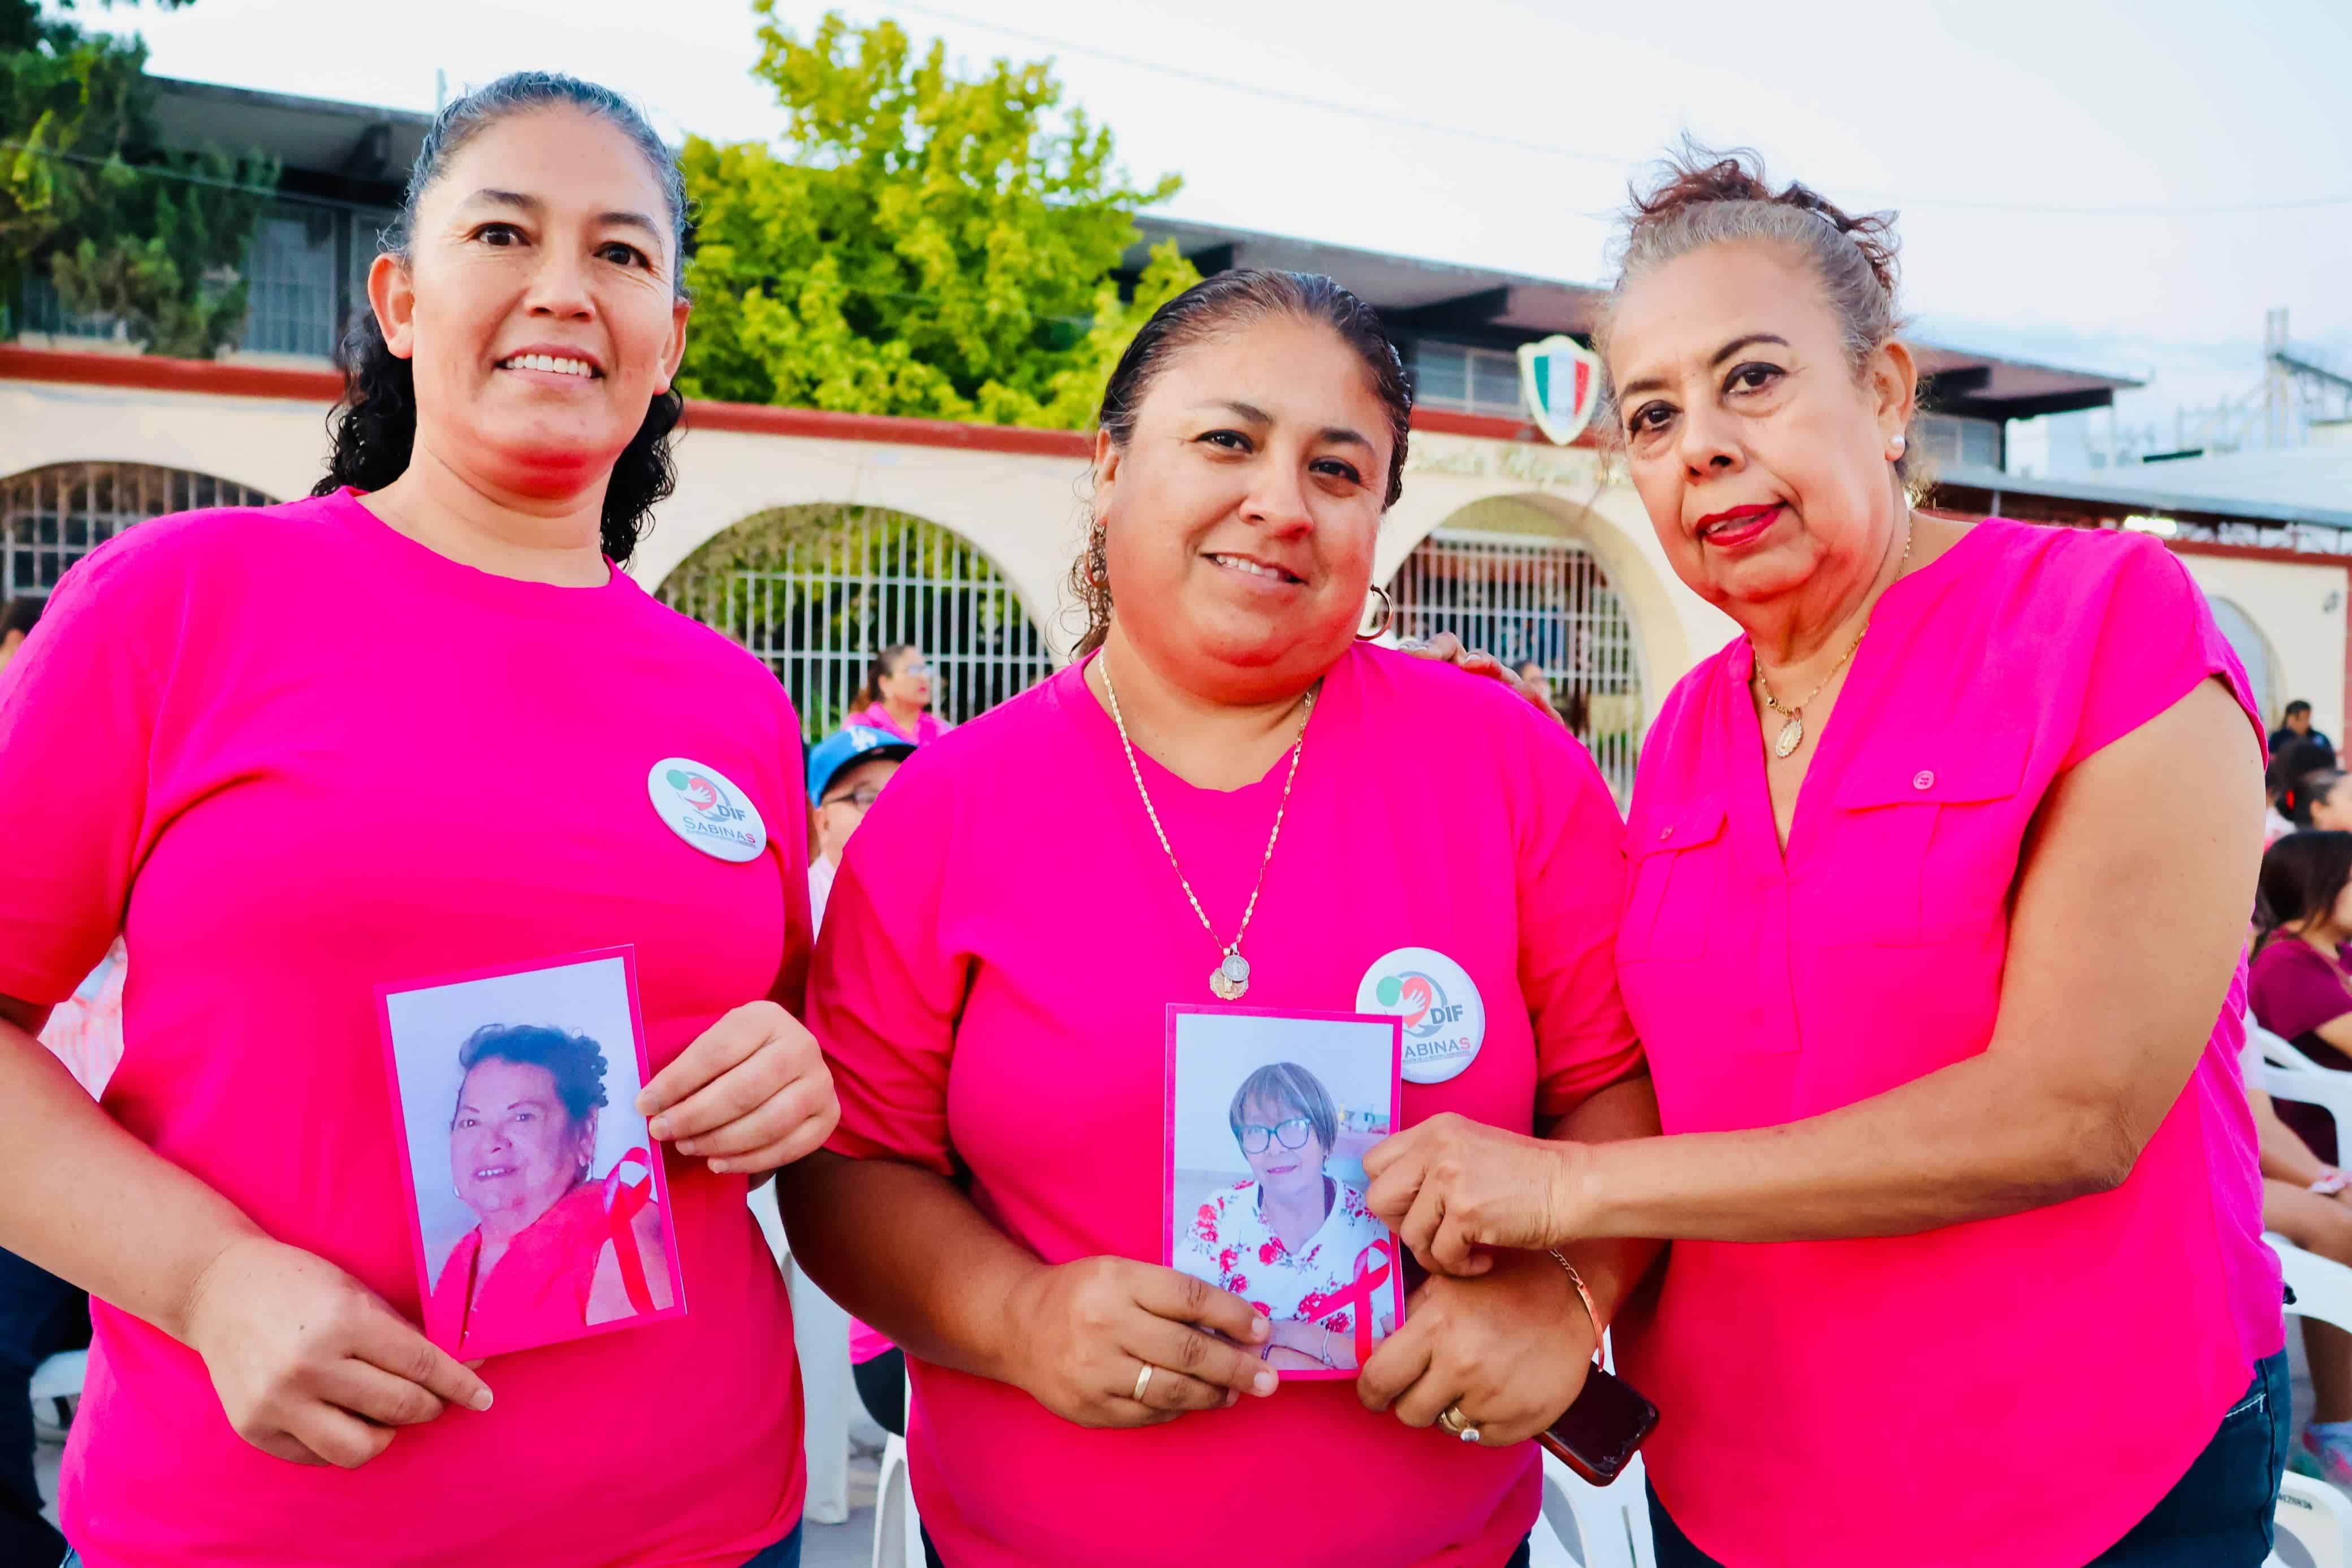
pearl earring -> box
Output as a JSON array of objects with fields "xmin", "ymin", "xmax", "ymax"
[{"xmin": 1888, "ymin": 433, "xmax": 1907, "ymax": 458}]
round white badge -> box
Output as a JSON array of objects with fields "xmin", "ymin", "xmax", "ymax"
[
  {"xmin": 1356, "ymin": 947, "xmax": 1486, "ymax": 1085},
  {"xmin": 647, "ymin": 758, "xmax": 767, "ymax": 864}
]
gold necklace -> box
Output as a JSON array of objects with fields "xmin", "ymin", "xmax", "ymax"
[
  {"xmin": 1096, "ymin": 653, "xmax": 1314, "ymax": 1001},
  {"xmin": 1753, "ymin": 522, "xmax": 1913, "ymax": 760}
]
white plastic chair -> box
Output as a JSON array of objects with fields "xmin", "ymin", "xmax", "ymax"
[
  {"xmin": 2267, "ymin": 1237, "xmax": 2352, "ymax": 1568},
  {"xmin": 870, "ymin": 1431, "xmax": 927, "ymax": 1568},
  {"xmin": 29, "ymin": 1349, "xmax": 86, "ymax": 1431},
  {"xmin": 1527, "ymin": 1447, "xmax": 1655, "ymax": 1568},
  {"xmin": 2259, "ymin": 1062, "xmax": 2352, "ymax": 1150}
]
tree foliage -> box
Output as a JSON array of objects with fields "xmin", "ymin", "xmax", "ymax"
[
  {"xmin": 2, "ymin": 0, "xmax": 275, "ymax": 356},
  {"xmin": 678, "ymin": 6, "xmax": 1197, "ymax": 427}
]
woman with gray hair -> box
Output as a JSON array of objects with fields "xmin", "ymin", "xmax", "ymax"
[{"xmin": 1366, "ymin": 146, "xmax": 2284, "ymax": 1566}]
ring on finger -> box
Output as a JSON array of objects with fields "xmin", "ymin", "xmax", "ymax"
[
  {"xmin": 1133, "ymin": 1362, "xmax": 1155, "ymax": 1402},
  {"xmin": 1437, "ymin": 1404, "xmax": 1481, "ymax": 1444}
]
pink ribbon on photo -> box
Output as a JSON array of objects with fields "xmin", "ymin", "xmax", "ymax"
[
  {"xmin": 1312, "ymin": 1237, "xmax": 1395, "ymax": 1368},
  {"xmin": 602, "ymin": 1146, "xmax": 656, "ymax": 1317}
]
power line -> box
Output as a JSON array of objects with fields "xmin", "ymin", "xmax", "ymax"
[{"xmin": 881, "ymin": 2, "xmax": 2352, "ymax": 220}]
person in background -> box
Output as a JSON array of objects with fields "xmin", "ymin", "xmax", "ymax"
[
  {"xmin": 2243, "ymin": 1029, "xmax": 2352, "ymax": 1487},
  {"xmin": 0, "ymin": 597, "xmax": 40, "ymax": 678},
  {"xmin": 805, "ymin": 726, "xmax": 914, "ymax": 932},
  {"xmin": 0, "ymin": 956, "xmax": 119, "ymax": 1565},
  {"xmin": 801, "ymin": 722, "xmax": 918, "ymax": 1439},
  {"xmin": 2310, "ymin": 772, "xmax": 2352, "ymax": 833},
  {"xmin": 2269, "ymin": 758, "xmax": 2306, "ymax": 844},
  {"xmin": 849, "ymin": 646, "xmax": 950, "ymax": 744},
  {"xmin": 2250, "ymin": 832, "xmax": 2352, "ymax": 1163},
  {"xmin": 2273, "ymin": 699, "xmax": 2336, "ymax": 765}
]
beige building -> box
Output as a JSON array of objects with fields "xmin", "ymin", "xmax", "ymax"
[{"xmin": 7, "ymin": 343, "xmax": 2346, "ymax": 807}]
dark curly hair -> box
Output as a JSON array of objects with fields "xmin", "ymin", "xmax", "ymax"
[
  {"xmin": 454, "ymin": 1023, "xmax": 611, "ymax": 1129},
  {"xmin": 313, "ymin": 72, "xmax": 689, "ymax": 565},
  {"xmin": 1068, "ymin": 270, "xmax": 1412, "ymax": 658}
]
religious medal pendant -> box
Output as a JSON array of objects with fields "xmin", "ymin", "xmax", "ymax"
[
  {"xmin": 1772, "ymin": 712, "xmax": 1805, "ymax": 760},
  {"xmin": 1209, "ymin": 950, "xmax": 1251, "ymax": 1002}
]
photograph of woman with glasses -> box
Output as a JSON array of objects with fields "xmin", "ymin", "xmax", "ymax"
[{"xmin": 1176, "ymin": 1063, "xmax": 1396, "ymax": 1372}]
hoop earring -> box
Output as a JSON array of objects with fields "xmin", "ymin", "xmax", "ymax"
[{"xmin": 1357, "ymin": 584, "xmax": 1395, "ymax": 642}]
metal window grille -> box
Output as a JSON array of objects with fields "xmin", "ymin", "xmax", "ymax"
[
  {"xmin": 1411, "ymin": 343, "xmax": 1528, "ymax": 420},
  {"xmin": 1, "ymin": 464, "xmax": 278, "ymax": 600},
  {"xmin": 656, "ymin": 506, "xmax": 1056, "ymax": 740},
  {"xmin": 242, "ymin": 203, "xmax": 340, "ymax": 357},
  {"xmin": 1387, "ymin": 528, "xmax": 1646, "ymax": 799},
  {"xmin": 11, "ymin": 276, "xmax": 120, "ymax": 343}
]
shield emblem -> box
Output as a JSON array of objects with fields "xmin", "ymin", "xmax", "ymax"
[{"xmin": 1517, "ymin": 334, "xmax": 1603, "ymax": 446}]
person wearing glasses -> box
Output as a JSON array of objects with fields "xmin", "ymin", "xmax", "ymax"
[
  {"xmin": 1177, "ymin": 1063, "xmax": 1394, "ymax": 1371},
  {"xmin": 850, "ymin": 647, "xmax": 952, "ymax": 746},
  {"xmin": 806, "ymin": 726, "xmax": 916, "ymax": 930}
]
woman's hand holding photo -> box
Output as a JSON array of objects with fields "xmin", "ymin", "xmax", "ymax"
[
  {"xmin": 1357, "ymin": 1249, "xmax": 1596, "ymax": 1448},
  {"xmin": 183, "ymin": 1234, "xmax": 492, "ymax": 1469},
  {"xmin": 637, "ymin": 1001, "xmax": 838, "ymax": 1175},
  {"xmin": 1004, "ymin": 1257, "xmax": 1277, "ymax": 1428}
]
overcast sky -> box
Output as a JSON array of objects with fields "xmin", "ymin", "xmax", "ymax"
[{"xmin": 112, "ymin": 0, "xmax": 2352, "ymax": 453}]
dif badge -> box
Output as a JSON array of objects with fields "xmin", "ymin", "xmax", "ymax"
[
  {"xmin": 647, "ymin": 758, "xmax": 767, "ymax": 863},
  {"xmin": 1355, "ymin": 947, "xmax": 1485, "ymax": 1084}
]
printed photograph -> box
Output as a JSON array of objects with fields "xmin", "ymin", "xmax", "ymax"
[
  {"xmin": 1166, "ymin": 1007, "xmax": 1405, "ymax": 1378},
  {"xmin": 377, "ymin": 948, "xmax": 685, "ymax": 1359}
]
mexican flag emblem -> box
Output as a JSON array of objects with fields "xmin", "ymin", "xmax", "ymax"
[{"xmin": 1516, "ymin": 334, "xmax": 1603, "ymax": 447}]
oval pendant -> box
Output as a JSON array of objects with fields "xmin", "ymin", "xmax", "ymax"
[
  {"xmin": 1772, "ymin": 714, "xmax": 1805, "ymax": 759},
  {"xmin": 1221, "ymin": 953, "xmax": 1251, "ymax": 988}
]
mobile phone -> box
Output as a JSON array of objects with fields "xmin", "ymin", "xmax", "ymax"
[{"xmin": 1536, "ymin": 1367, "xmax": 1659, "ymax": 1486}]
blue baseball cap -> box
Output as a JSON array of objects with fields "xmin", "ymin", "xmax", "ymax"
[{"xmin": 806, "ymin": 725, "xmax": 916, "ymax": 802}]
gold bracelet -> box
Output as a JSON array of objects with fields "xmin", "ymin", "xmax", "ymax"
[{"xmin": 1546, "ymin": 1248, "xmax": 1605, "ymax": 1365}]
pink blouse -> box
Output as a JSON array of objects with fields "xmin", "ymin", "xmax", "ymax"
[
  {"xmin": 850, "ymin": 701, "xmax": 951, "ymax": 745},
  {"xmin": 1615, "ymin": 521, "xmax": 2281, "ymax": 1568}
]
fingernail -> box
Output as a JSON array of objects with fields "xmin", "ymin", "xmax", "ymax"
[
  {"xmin": 1250, "ymin": 1315, "xmax": 1269, "ymax": 1341},
  {"xmin": 469, "ymin": 1387, "xmax": 494, "ymax": 1412},
  {"xmin": 1222, "ymin": 1389, "xmax": 1238, "ymax": 1407},
  {"xmin": 1253, "ymin": 1370, "xmax": 1276, "ymax": 1396},
  {"xmin": 648, "ymin": 1117, "xmax": 671, "ymax": 1140},
  {"xmin": 675, "ymin": 1137, "xmax": 697, "ymax": 1155},
  {"xmin": 634, "ymin": 1091, "xmax": 655, "ymax": 1115},
  {"xmin": 710, "ymin": 1158, "xmax": 730, "ymax": 1174}
]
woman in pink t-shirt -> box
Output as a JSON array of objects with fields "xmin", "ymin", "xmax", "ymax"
[
  {"xmin": 849, "ymin": 646, "xmax": 953, "ymax": 744},
  {"xmin": 0, "ymin": 74, "xmax": 835, "ymax": 1568},
  {"xmin": 1367, "ymin": 149, "xmax": 2284, "ymax": 1567},
  {"xmin": 780, "ymin": 271, "xmax": 1661, "ymax": 1568}
]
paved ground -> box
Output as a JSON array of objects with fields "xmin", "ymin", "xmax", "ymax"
[{"xmin": 36, "ymin": 1428, "xmax": 884, "ymax": 1566}]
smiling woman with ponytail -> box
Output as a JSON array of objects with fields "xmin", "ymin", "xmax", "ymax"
[{"xmin": 0, "ymin": 72, "xmax": 833, "ymax": 1568}]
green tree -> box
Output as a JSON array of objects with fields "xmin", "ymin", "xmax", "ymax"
[
  {"xmin": 2, "ymin": 0, "xmax": 275, "ymax": 357},
  {"xmin": 679, "ymin": 5, "xmax": 1197, "ymax": 427}
]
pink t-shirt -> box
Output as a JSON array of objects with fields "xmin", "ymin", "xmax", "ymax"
[
  {"xmin": 850, "ymin": 701, "xmax": 951, "ymax": 744},
  {"xmin": 814, "ymin": 645, "xmax": 1643, "ymax": 1568},
  {"xmin": 1615, "ymin": 520, "xmax": 2282, "ymax": 1568},
  {"xmin": 0, "ymin": 491, "xmax": 811, "ymax": 1568}
]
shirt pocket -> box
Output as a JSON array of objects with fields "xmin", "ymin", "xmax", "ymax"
[
  {"xmin": 1618, "ymin": 792, "xmax": 1728, "ymax": 963},
  {"xmin": 1817, "ymin": 742, "xmax": 2031, "ymax": 947}
]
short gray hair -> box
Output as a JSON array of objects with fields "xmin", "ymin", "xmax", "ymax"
[{"xmin": 1597, "ymin": 143, "xmax": 1923, "ymax": 494}]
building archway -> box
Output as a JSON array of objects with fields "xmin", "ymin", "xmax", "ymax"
[
  {"xmin": 1387, "ymin": 493, "xmax": 1651, "ymax": 799},
  {"xmin": 1, "ymin": 462, "xmax": 278, "ymax": 599},
  {"xmin": 2206, "ymin": 595, "xmax": 2280, "ymax": 727},
  {"xmin": 657, "ymin": 503, "xmax": 1055, "ymax": 739}
]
